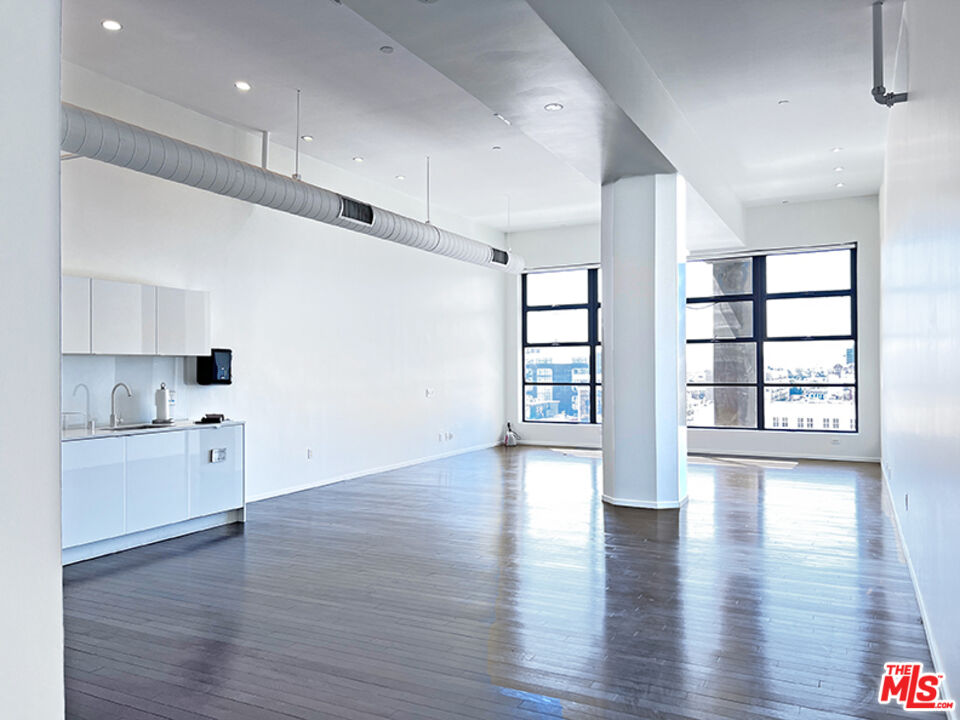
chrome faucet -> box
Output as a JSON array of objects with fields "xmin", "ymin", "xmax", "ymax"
[{"xmin": 110, "ymin": 383, "xmax": 132, "ymax": 428}]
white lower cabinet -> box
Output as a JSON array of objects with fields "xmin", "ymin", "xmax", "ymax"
[
  {"xmin": 189, "ymin": 425, "xmax": 244, "ymax": 517},
  {"xmin": 125, "ymin": 431, "xmax": 190, "ymax": 534},
  {"xmin": 62, "ymin": 437, "xmax": 125, "ymax": 548},
  {"xmin": 61, "ymin": 424, "xmax": 244, "ymax": 557}
]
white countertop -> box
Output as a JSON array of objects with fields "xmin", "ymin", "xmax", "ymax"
[{"xmin": 62, "ymin": 419, "xmax": 244, "ymax": 442}]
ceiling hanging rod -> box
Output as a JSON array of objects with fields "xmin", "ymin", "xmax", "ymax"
[
  {"xmin": 293, "ymin": 89, "xmax": 303, "ymax": 180},
  {"xmin": 871, "ymin": 0, "xmax": 907, "ymax": 107},
  {"xmin": 425, "ymin": 155, "xmax": 431, "ymax": 225},
  {"xmin": 261, "ymin": 130, "xmax": 270, "ymax": 170}
]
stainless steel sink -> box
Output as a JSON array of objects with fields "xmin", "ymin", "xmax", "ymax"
[{"xmin": 103, "ymin": 424, "xmax": 157, "ymax": 432}]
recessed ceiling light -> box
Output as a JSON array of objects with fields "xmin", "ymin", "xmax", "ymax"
[
  {"xmin": 396, "ymin": 175, "xmax": 406, "ymax": 181},
  {"xmin": 836, "ymin": 182, "xmax": 845, "ymax": 188},
  {"xmin": 234, "ymin": 80, "xmax": 251, "ymax": 92},
  {"xmin": 379, "ymin": 45, "xmax": 394, "ymax": 54},
  {"xmin": 101, "ymin": 19, "xmax": 122, "ymax": 31},
  {"xmin": 777, "ymin": 99, "xmax": 790, "ymax": 105},
  {"xmin": 834, "ymin": 166, "xmax": 844, "ymax": 172},
  {"xmin": 781, "ymin": 200, "xmax": 790, "ymax": 204},
  {"xmin": 544, "ymin": 102, "xmax": 564, "ymax": 112},
  {"xmin": 418, "ymin": 0, "xmax": 441, "ymax": 4},
  {"xmin": 353, "ymin": 156, "xmax": 364, "ymax": 163},
  {"xmin": 832, "ymin": 147, "xmax": 844, "ymax": 153},
  {"xmin": 493, "ymin": 113, "xmax": 511, "ymax": 126},
  {"xmin": 492, "ymin": 145, "xmax": 502, "ymax": 151}
]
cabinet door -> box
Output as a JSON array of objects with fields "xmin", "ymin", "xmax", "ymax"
[
  {"xmin": 157, "ymin": 287, "xmax": 210, "ymax": 356},
  {"xmin": 91, "ymin": 279, "xmax": 157, "ymax": 355},
  {"xmin": 62, "ymin": 276, "xmax": 91, "ymax": 354},
  {"xmin": 189, "ymin": 426, "xmax": 243, "ymax": 517},
  {"xmin": 125, "ymin": 432, "xmax": 189, "ymax": 534},
  {"xmin": 62, "ymin": 438, "xmax": 125, "ymax": 548}
]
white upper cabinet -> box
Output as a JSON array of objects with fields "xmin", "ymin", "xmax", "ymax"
[
  {"xmin": 63, "ymin": 276, "xmax": 210, "ymax": 357},
  {"xmin": 157, "ymin": 287, "xmax": 210, "ymax": 356},
  {"xmin": 91, "ymin": 279, "xmax": 157, "ymax": 355},
  {"xmin": 62, "ymin": 276, "xmax": 91, "ymax": 354}
]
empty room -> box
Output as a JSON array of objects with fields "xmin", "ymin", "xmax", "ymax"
[{"xmin": 1, "ymin": 1, "xmax": 958, "ymax": 718}]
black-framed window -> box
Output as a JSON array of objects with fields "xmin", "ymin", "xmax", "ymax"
[
  {"xmin": 522, "ymin": 268, "xmax": 601, "ymax": 424},
  {"xmin": 686, "ymin": 246, "xmax": 858, "ymax": 433}
]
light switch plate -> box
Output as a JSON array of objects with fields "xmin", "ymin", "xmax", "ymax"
[{"xmin": 210, "ymin": 448, "xmax": 227, "ymax": 464}]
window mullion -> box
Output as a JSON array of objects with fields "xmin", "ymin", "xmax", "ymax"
[
  {"xmin": 755, "ymin": 255, "xmax": 766, "ymax": 431},
  {"xmin": 850, "ymin": 247, "xmax": 859, "ymax": 433},
  {"xmin": 588, "ymin": 269, "xmax": 598, "ymax": 424}
]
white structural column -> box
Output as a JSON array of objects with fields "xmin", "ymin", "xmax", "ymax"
[
  {"xmin": 0, "ymin": 0, "xmax": 65, "ymax": 717},
  {"xmin": 601, "ymin": 175, "xmax": 687, "ymax": 508}
]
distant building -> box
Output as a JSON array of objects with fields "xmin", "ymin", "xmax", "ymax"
[{"xmin": 525, "ymin": 351, "xmax": 592, "ymax": 422}]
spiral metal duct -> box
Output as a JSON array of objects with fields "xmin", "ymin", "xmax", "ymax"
[{"xmin": 60, "ymin": 103, "xmax": 523, "ymax": 273}]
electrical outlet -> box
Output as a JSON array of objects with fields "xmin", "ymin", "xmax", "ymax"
[
  {"xmin": 306, "ymin": 448, "xmax": 313, "ymax": 460},
  {"xmin": 425, "ymin": 388, "xmax": 434, "ymax": 399},
  {"xmin": 438, "ymin": 432, "xmax": 444, "ymax": 442},
  {"xmin": 445, "ymin": 431, "xmax": 454, "ymax": 440},
  {"xmin": 830, "ymin": 438, "xmax": 840, "ymax": 445},
  {"xmin": 904, "ymin": 493, "xmax": 909, "ymax": 511}
]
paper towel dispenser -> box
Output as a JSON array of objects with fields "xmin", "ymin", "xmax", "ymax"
[{"xmin": 197, "ymin": 348, "xmax": 232, "ymax": 385}]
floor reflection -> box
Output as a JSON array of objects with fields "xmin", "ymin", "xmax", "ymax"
[{"xmin": 63, "ymin": 448, "xmax": 936, "ymax": 720}]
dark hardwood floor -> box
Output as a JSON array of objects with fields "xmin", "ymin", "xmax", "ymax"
[{"xmin": 63, "ymin": 447, "xmax": 939, "ymax": 719}]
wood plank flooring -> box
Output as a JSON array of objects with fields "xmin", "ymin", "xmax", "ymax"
[{"xmin": 63, "ymin": 448, "xmax": 940, "ymax": 719}]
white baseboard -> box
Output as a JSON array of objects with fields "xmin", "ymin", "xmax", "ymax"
[
  {"xmin": 246, "ymin": 441, "xmax": 501, "ymax": 503},
  {"xmin": 881, "ymin": 466, "xmax": 957, "ymax": 719},
  {"xmin": 517, "ymin": 441, "xmax": 879, "ymax": 464},
  {"xmin": 62, "ymin": 510, "xmax": 243, "ymax": 565},
  {"xmin": 601, "ymin": 493, "xmax": 689, "ymax": 509},
  {"xmin": 518, "ymin": 439, "xmax": 601, "ymax": 450},
  {"xmin": 688, "ymin": 448, "xmax": 881, "ymax": 464}
]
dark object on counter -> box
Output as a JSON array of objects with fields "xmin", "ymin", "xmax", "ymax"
[
  {"xmin": 197, "ymin": 413, "xmax": 225, "ymax": 425},
  {"xmin": 197, "ymin": 348, "xmax": 232, "ymax": 385}
]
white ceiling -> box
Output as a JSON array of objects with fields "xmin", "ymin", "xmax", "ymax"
[
  {"xmin": 62, "ymin": 0, "xmax": 897, "ymax": 234},
  {"xmin": 603, "ymin": 0, "xmax": 901, "ymax": 206},
  {"xmin": 62, "ymin": 0, "xmax": 601, "ymax": 232}
]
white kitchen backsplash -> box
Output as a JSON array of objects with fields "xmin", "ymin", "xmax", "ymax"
[{"xmin": 61, "ymin": 355, "xmax": 225, "ymax": 427}]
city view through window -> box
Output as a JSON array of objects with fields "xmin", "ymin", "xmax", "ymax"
[
  {"xmin": 522, "ymin": 247, "xmax": 857, "ymax": 431},
  {"xmin": 522, "ymin": 269, "xmax": 600, "ymax": 423},
  {"xmin": 686, "ymin": 247, "xmax": 858, "ymax": 431}
]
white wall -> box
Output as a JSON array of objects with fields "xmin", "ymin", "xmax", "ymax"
[
  {"xmin": 0, "ymin": 2, "xmax": 65, "ymax": 717},
  {"xmin": 506, "ymin": 197, "xmax": 880, "ymax": 461},
  {"xmin": 689, "ymin": 196, "xmax": 881, "ymax": 462},
  {"xmin": 61, "ymin": 64, "xmax": 507, "ymax": 502},
  {"xmin": 881, "ymin": 0, "xmax": 960, "ymax": 700}
]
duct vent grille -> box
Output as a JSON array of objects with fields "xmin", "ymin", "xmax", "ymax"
[
  {"xmin": 491, "ymin": 249, "xmax": 509, "ymax": 265},
  {"xmin": 340, "ymin": 197, "xmax": 374, "ymax": 225}
]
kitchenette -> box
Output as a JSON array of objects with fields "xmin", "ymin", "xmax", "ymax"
[{"xmin": 61, "ymin": 275, "xmax": 244, "ymax": 565}]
